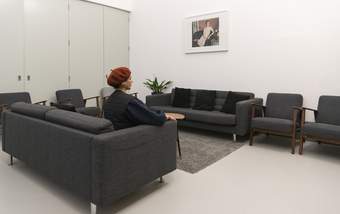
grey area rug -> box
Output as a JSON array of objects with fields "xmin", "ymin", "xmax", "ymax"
[{"xmin": 176, "ymin": 128, "xmax": 244, "ymax": 174}]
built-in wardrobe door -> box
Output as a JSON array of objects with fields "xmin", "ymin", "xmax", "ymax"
[
  {"xmin": 24, "ymin": 0, "xmax": 69, "ymax": 102},
  {"xmin": 69, "ymin": 0, "xmax": 103, "ymax": 99},
  {"xmin": 103, "ymin": 7, "xmax": 129, "ymax": 85},
  {"xmin": 0, "ymin": 0, "xmax": 25, "ymax": 92}
]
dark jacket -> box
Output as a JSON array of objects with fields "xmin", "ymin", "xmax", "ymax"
[{"xmin": 103, "ymin": 90, "xmax": 166, "ymax": 130}]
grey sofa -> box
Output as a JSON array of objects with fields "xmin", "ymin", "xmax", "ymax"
[
  {"xmin": 2, "ymin": 102, "xmax": 177, "ymax": 212},
  {"xmin": 146, "ymin": 89, "xmax": 262, "ymax": 140}
]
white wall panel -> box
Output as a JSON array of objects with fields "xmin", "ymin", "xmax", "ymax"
[
  {"xmin": 103, "ymin": 7, "xmax": 129, "ymax": 85},
  {"xmin": 0, "ymin": 0, "xmax": 25, "ymax": 92},
  {"xmin": 69, "ymin": 0, "xmax": 103, "ymax": 99},
  {"xmin": 24, "ymin": 0, "xmax": 69, "ymax": 102}
]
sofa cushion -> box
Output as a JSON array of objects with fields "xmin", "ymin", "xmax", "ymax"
[
  {"xmin": 11, "ymin": 102, "xmax": 52, "ymax": 120},
  {"xmin": 221, "ymin": 92, "xmax": 251, "ymax": 114},
  {"xmin": 252, "ymin": 117, "xmax": 295, "ymax": 133},
  {"xmin": 186, "ymin": 110, "xmax": 236, "ymax": 125},
  {"xmin": 303, "ymin": 122, "xmax": 340, "ymax": 141},
  {"xmin": 46, "ymin": 109, "xmax": 114, "ymax": 134},
  {"xmin": 172, "ymin": 88, "xmax": 191, "ymax": 108},
  {"xmin": 193, "ymin": 90, "xmax": 216, "ymax": 111}
]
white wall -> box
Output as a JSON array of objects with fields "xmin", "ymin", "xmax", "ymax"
[
  {"xmin": 86, "ymin": 0, "xmax": 132, "ymax": 11},
  {"xmin": 130, "ymin": 0, "xmax": 340, "ymax": 114}
]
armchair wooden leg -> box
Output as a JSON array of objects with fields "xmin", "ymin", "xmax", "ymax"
[
  {"xmin": 249, "ymin": 129, "xmax": 254, "ymax": 146},
  {"xmin": 291, "ymin": 134, "xmax": 296, "ymax": 154},
  {"xmin": 91, "ymin": 203, "xmax": 96, "ymax": 214},
  {"xmin": 299, "ymin": 136, "xmax": 305, "ymax": 155}
]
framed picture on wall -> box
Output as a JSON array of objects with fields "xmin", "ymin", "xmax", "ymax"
[{"xmin": 184, "ymin": 10, "xmax": 229, "ymax": 54}]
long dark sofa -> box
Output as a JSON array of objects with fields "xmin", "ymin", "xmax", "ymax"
[
  {"xmin": 1, "ymin": 102, "xmax": 177, "ymax": 213},
  {"xmin": 146, "ymin": 89, "xmax": 263, "ymax": 140}
]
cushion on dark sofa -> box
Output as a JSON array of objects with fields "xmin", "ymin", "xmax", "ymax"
[
  {"xmin": 46, "ymin": 109, "xmax": 114, "ymax": 134},
  {"xmin": 221, "ymin": 92, "xmax": 251, "ymax": 114},
  {"xmin": 172, "ymin": 88, "xmax": 191, "ymax": 108},
  {"xmin": 193, "ymin": 90, "xmax": 216, "ymax": 111},
  {"xmin": 11, "ymin": 102, "xmax": 52, "ymax": 120}
]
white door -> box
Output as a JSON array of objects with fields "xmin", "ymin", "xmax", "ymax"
[
  {"xmin": 69, "ymin": 0, "xmax": 103, "ymax": 100},
  {"xmin": 103, "ymin": 7, "xmax": 129, "ymax": 86},
  {"xmin": 24, "ymin": 0, "xmax": 69, "ymax": 102},
  {"xmin": 0, "ymin": 0, "xmax": 25, "ymax": 92}
]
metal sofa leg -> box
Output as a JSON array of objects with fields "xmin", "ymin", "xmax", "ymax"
[
  {"xmin": 9, "ymin": 155, "xmax": 13, "ymax": 166},
  {"xmin": 249, "ymin": 130, "xmax": 254, "ymax": 146},
  {"xmin": 91, "ymin": 203, "xmax": 96, "ymax": 214},
  {"xmin": 233, "ymin": 134, "xmax": 237, "ymax": 142}
]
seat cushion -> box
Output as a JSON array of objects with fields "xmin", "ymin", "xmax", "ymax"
[
  {"xmin": 76, "ymin": 107, "xmax": 100, "ymax": 117},
  {"xmin": 172, "ymin": 88, "xmax": 191, "ymax": 108},
  {"xmin": 303, "ymin": 122, "xmax": 340, "ymax": 141},
  {"xmin": 220, "ymin": 92, "xmax": 251, "ymax": 114},
  {"xmin": 192, "ymin": 90, "xmax": 216, "ymax": 111},
  {"xmin": 186, "ymin": 110, "xmax": 236, "ymax": 125},
  {"xmin": 252, "ymin": 117, "xmax": 295, "ymax": 133}
]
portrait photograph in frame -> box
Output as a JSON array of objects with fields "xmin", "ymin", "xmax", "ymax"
[{"xmin": 184, "ymin": 11, "xmax": 229, "ymax": 54}]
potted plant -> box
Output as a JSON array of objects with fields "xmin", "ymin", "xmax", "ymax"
[{"xmin": 143, "ymin": 77, "xmax": 172, "ymax": 95}]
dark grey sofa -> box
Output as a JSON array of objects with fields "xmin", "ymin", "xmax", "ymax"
[
  {"xmin": 1, "ymin": 102, "xmax": 177, "ymax": 213},
  {"xmin": 146, "ymin": 89, "xmax": 263, "ymax": 140}
]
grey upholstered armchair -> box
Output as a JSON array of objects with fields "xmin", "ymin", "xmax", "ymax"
[
  {"xmin": 249, "ymin": 93, "xmax": 303, "ymax": 154},
  {"xmin": 55, "ymin": 89, "xmax": 100, "ymax": 117},
  {"xmin": 299, "ymin": 95, "xmax": 340, "ymax": 154},
  {"xmin": 0, "ymin": 92, "xmax": 47, "ymax": 135}
]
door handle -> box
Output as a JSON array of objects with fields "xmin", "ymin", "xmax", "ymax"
[
  {"xmin": 18, "ymin": 75, "xmax": 22, "ymax": 81},
  {"xmin": 27, "ymin": 75, "xmax": 31, "ymax": 81}
]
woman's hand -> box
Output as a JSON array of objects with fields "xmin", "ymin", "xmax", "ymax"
[{"xmin": 165, "ymin": 113, "xmax": 177, "ymax": 121}]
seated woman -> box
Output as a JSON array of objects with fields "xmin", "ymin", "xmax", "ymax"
[{"xmin": 103, "ymin": 67, "xmax": 175, "ymax": 130}]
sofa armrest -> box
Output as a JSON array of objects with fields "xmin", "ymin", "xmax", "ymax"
[
  {"xmin": 235, "ymin": 98, "xmax": 263, "ymax": 136},
  {"xmin": 146, "ymin": 93, "xmax": 172, "ymax": 107},
  {"xmin": 91, "ymin": 121, "xmax": 177, "ymax": 206}
]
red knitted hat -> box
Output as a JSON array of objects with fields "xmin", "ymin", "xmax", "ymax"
[{"xmin": 107, "ymin": 67, "xmax": 131, "ymax": 88}]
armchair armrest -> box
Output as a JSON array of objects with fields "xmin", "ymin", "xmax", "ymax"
[
  {"xmin": 83, "ymin": 96, "xmax": 100, "ymax": 108},
  {"xmin": 300, "ymin": 107, "xmax": 318, "ymax": 126},
  {"xmin": 34, "ymin": 100, "xmax": 48, "ymax": 105},
  {"xmin": 146, "ymin": 93, "xmax": 172, "ymax": 107},
  {"xmin": 251, "ymin": 103, "xmax": 266, "ymax": 118},
  {"xmin": 235, "ymin": 98, "xmax": 263, "ymax": 136},
  {"xmin": 302, "ymin": 107, "xmax": 317, "ymax": 112}
]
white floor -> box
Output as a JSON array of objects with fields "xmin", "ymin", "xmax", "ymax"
[{"xmin": 1, "ymin": 135, "xmax": 340, "ymax": 214}]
